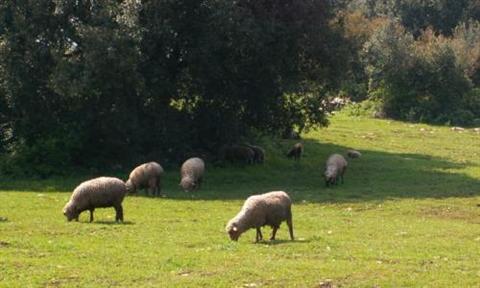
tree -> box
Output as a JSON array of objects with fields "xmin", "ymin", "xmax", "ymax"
[
  {"xmin": 0, "ymin": 0, "xmax": 347, "ymax": 174},
  {"xmin": 364, "ymin": 21, "xmax": 474, "ymax": 124},
  {"xmin": 138, "ymin": 0, "xmax": 346, "ymax": 156}
]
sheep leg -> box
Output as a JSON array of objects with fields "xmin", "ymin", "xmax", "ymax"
[
  {"xmin": 287, "ymin": 211, "xmax": 294, "ymax": 240},
  {"xmin": 148, "ymin": 178, "xmax": 157, "ymax": 197},
  {"xmin": 270, "ymin": 226, "xmax": 278, "ymax": 241},
  {"xmin": 154, "ymin": 186, "xmax": 159, "ymax": 197},
  {"xmin": 197, "ymin": 177, "xmax": 203, "ymax": 189},
  {"xmin": 256, "ymin": 227, "xmax": 263, "ymax": 242},
  {"xmin": 114, "ymin": 205, "xmax": 124, "ymax": 222},
  {"xmin": 157, "ymin": 178, "xmax": 162, "ymax": 196},
  {"xmin": 89, "ymin": 209, "xmax": 95, "ymax": 223}
]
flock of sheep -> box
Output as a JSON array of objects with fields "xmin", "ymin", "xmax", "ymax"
[{"xmin": 62, "ymin": 142, "xmax": 362, "ymax": 242}]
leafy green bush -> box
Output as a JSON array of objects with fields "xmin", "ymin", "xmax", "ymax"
[
  {"xmin": 341, "ymin": 98, "xmax": 384, "ymax": 118},
  {"xmin": 363, "ymin": 21, "xmax": 478, "ymax": 125},
  {"xmin": 0, "ymin": 0, "xmax": 346, "ymax": 175}
]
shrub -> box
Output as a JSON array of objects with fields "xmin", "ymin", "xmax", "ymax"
[{"xmin": 363, "ymin": 22, "xmax": 476, "ymax": 125}]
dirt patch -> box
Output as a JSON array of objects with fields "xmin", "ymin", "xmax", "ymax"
[
  {"xmin": 316, "ymin": 279, "xmax": 336, "ymax": 288},
  {"xmin": 419, "ymin": 206, "xmax": 480, "ymax": 223},
  {"xmin": 44, "ymin": 276, "xmax": 79, "ymax": 288},
  {"xmin": 0, "ymin": 240, "xmax": 10, "ymax": 247}
]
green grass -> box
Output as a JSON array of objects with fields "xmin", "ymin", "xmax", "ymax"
[{"xmin": 1, "ymin": 113, "xmax": 480, "ymax": 287}]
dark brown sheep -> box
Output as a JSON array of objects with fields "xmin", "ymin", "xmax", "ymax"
[
  {"xmin": 245, "ymin": 144, "xmax": 265, "ymax": 164},
  {"xmin": 287, "ymin": 142, "xmax": 304, "ymax": 160},
  {"xmin": 346, "ymin": 149, "xmax": 362, "ymax": 159},
  {"xmin": 220, "ymin": 144, "xmax": 255, "ymax": 165}
]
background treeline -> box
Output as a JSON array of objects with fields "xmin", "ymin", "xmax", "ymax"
[
  {"xmin": 1, "ymin": 0, "xmax": 479, "ymax": 176},
  {"xmin": 0, "ymin": 0, "xmax": 345, "ymax": 175},
  {"xmin": 340, "ymin": 0, "xmax": 480, "ymax": 124}
]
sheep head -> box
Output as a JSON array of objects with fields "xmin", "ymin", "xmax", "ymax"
[
  {"xmin": 63, "ymin": 202, "xmax": 79, "ymax": 221},
  {"xmin": 125, "ymin": 179, "xmax": 136, "ymax": 194},
  {"xmin": 226, "ymin": 222, "xmax": 242, "ymax": 241},
  {"xmin": 324, "ymin": 168, "xmax": 336, "ymax": 186},
  {"xmin": 179, "ymin": 177, "xmax": 195, "ymax": 192}
]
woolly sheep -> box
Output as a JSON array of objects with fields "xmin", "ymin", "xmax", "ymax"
[
  {"xmin": 245, "ymin": 144, "xmax": 265, "ymax": 164},
  {"xmin": 451, "ymin": 126, "xmax": 465, "ymax": 132},
  {"xmin": 225, "ymin": 191, "xmax": 294, "ymax": 242},
  {"xmin": 324, "ymin": 154, "xmax": 348, "ymax": 187},
  {"xmin": 346, "ymin": 149, "xmax": 362, "ymax": 159},
  {"xmin": 126, "ymin": 162, "xmax": 164, "ymax": 197},
  {"xmin": 180, "ymin": 157, "xmax": 205, "ymax": 192},
  {"xmin": 287, "ymin": 142, "xmax": 303, "ymax": 160},
  {"xmin": 220, "ymin": 145, "xmax": 255, "ymax": 164},
  {"xmin": 63, "ymin": 177, "xmax": 127, "ymax": 222}
]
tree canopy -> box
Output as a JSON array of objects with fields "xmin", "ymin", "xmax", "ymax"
[
  {"xmin": 1, "ymin": 0, "xmax": 480, "ymax": 175},
  {"xmin": 0, "ymin": 0, "xmax": 346, "ymax": 175}
]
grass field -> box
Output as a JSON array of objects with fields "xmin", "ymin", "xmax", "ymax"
[{"xmin": 1, "ymin": 113, "xmax": 480, "ymax": 287}]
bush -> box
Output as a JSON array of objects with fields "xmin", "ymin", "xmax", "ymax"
[
  {"xmin": 363, "ymin": 22, "xmax": 477, "ymax": 125},
  {"xmin": 0, "ymin": 0, "xmax": 347, "ymax": 175},
  {"xmin": 342, "ymin": 98, "xmax": 384, "ymax": 118}
]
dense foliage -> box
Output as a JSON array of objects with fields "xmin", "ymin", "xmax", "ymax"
[
  {"xmin": 0, "ymin": 0, "xmax": 345, "ymax": 175},
  {"xmin": 1, "ymin": 0, "xmax": 480, "ymax": 175},
  {"xmin": 341, "ymin": 1, "xmax": 480, "ymax": 125}
]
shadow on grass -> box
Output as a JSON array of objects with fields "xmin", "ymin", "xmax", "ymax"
[
  {"xmin": 66, "ymin": 220, "xmax": 135, "ymax": 225},
  {"xmin": 159, "ymin": 139, "xmax": 480, "ymax": 203},
  {"xmin": 257, "ymin": 238, "xmax": 310, "ymax": 246},
  {"xmin": 0, "ymin": 217, "xmax": 8, "ymax": 222},
  {"xmin": 1, "ymin": 139, "xmax": 479, "ymax": 204},
  {"xmin": 92, "ymin": 220, "xmax": 135, "ymax": 225}
]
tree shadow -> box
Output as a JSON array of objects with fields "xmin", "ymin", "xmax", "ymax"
[
  {"xmin": 0, "ymin": 175, "xmax": 125, "ymax": 193},
  {"xmin": 1, "ymin": 139, "xmax": 479, "ymax": 204},
  {"xmin": 256, "ymin": 238, "xmax": 310, "ymax": 246},
  {"xmin": 92, "ymin": 220, "xmax": 135, "ymax": 225},
  {"xmin": 160, "ymin": 139, "xmax": 479, "ymax": 203}
]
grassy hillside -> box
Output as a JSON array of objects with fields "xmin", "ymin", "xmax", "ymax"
[{"xmin": 1, "ymin": 113, "xmax": 479, "ymax": 287}]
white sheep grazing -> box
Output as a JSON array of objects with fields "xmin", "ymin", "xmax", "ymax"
[
  {"xmin": 63, "ymin": 177, "xmax": 127, "ymax": 222},
  {"xmin": 451, "ymin": 126, "xmax": 465, "ymax": 132},
  {"xmin": 346, "ymin": 149, "xmax": 362, "ymax": 159},
  {"xmin": 179, "ymin": 157, "xmax": 205, "ymax": 192},
  {"xmin": 126, "ymin": 162, "xmax": 164, "ymax": 196},
  {"xmin": 225, "ymin": 191, "xmax": 294, "ymax": 242},
  {"xmin": 324, "ymin": 154, "xmax": 348, "ymax": 187}
]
